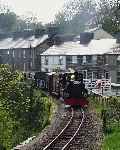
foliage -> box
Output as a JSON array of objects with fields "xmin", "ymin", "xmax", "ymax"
[
  {"xmin": 0, "ymin": 0, "xmax": 120, "ymax": 35},
  {"xmin": 53, "ymin": 0, "xmax": 120, "ymax": 35},
  {"xmin": 102, "ymin": 126, "xmax": 120, "ymax": 150},
  {"xmin": 0, "ymin": 11, "xmax": 17, "ymax": 32},
  {"xmin": 0, "ymin": 4, "xmax": 44, "ymax": 33},
  {"xmin": 98, "ymin": 0, "xmax": 120, "ymax": 34},
  {"xmin": 54, "ymin": 0, "xmax": 98, "ymax": 34},
  {"xmin": 90, "ymin": 95, "xmax": 120, "ymax": 150},
  {"xmin": 54, "ymin": 11, "xmax": 67, "ymax": 34},
  {"xmin": 0, "ymin": 65, "xmax": 56, "ymax": 149}
]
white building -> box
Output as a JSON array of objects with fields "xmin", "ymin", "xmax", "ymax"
[{"xmin": 40, "ymin": 37, "xmax": 120, "ymax": 83}]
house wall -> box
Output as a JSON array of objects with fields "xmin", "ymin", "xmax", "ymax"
[
  {"xmin": 105, "ymin": 54, "xmax": 120, "ymax": 83},
  {"xmin": 0, "ymin": 48, "xmax": 34, "ymax": 72},
  {"xmin": 41, "ymin": 53, "xmax": 120, "ymax": 83},
  {"xmin": 0, "ymin": 38, "xmax": 50, "ymax": 72},
  {"xmin": 41, "ymin": 55, "xmax": 99, "ymax": 74},
  {"xmin": 34, "ymin": 42, "xmax": 50, "ymax": 71},
  {"xmin": 41, "ymin": 54, "xmax": 113, "ymax": 80},
  {"xmin": 0, "ymin": 35, "xmax": 50, "ymax": 72},
  {"xmin": 110, "ymin": 70, "xmax": 117, "ymax": 83}
]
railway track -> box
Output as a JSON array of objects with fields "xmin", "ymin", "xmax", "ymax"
[{"xmin": 43, "ymin": 108, "xmax": 85, "ymax": 150}]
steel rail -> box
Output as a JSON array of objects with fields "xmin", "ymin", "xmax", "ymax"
[
  {"xmin": 62, "ymin": 108, "xmax": 85, "ymax": 150},
  {"xmin": 43, "ymin": 107, "xmax": 74, "ymax": 150}
]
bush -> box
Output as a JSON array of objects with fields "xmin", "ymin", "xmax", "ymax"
[{"xmin": 0, "ymin": 65, "xmax": 56, "ymax": 149}]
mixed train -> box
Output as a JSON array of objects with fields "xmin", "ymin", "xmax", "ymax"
[{"xmin": 34, "ymin": 71, "xmax": 89, "ymax": 108}]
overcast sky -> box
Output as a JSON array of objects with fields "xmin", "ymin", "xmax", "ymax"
[{"xmin": 0, "ymin": 0, "xmax": 65, "ymax": 23}]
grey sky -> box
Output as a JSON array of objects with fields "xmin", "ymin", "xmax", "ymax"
[{"xmin": 1, "ymin": 0, "xmax": 65, "ymax": 23}]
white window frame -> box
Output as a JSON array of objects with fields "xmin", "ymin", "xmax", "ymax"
[
  {"xmin": 58, "ymin": 56, "xmax": 63, "ymax": 65},
  {"xmin": 23, "ymin": 50, "xmax": 26, "ymax": 58},
  {"xmin": 44, "ymin": 56, "xmax": 48, "ymax": 65},
  {"xmin": 7, "ymin": 50, "xmax": 9, "ymax": 55}
]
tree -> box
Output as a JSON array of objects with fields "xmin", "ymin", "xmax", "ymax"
[
  {"xmin": 54, "ymin": 0, "xmax": 120, "ymax": 34},
  {"xmin": 63, "ymin": 0, "xmax": 97, "ymax": 21},
  {"xmin": 98, "ymin": 0, "xmax": 120, "ymax": 33},
  {"xmin": 0, "ymin": 65, "xmax": 55, "ymax": 149},
  {"xmin": 53, "ymin": 11, "xmax": 67, "ymax": 34},
  {"xmin": 0, "ymin": 11, "xmax": 17, "ymax": 32},
  {"xmin": 54, "ymin": 0, "xmax": 98, "ymax": 34},
  {"xmin": 0, "ymin": 4, "xmax": 45, "ymax": 33}
]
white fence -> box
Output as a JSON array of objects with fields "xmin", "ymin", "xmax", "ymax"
[{"xmin": 83, "ymin": 78, "xmax": 111, "ymax": 90}]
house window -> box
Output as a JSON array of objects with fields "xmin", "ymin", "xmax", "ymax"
[
  {"xmin": 28, "ymin": 62, "xmax": 31, "ymax": 70},
  {"xmin": 30, "ymin": 62, "xmax": 33, "ymax": 68},
  {"xmin": 30, "ymin": 49, "xmax": 33, "ymax": 58},
  {"xmin": 45, "ymin": 68, "xmax": 48, "ymax": 72},
  {"xmin": 66, "ymin": 56, "xmax": 72, "ymax": 64},
  {"xmin": 117, "ymin": 60, "xmax": 120, "ymax": 65},
  {"xmin": 29, "ymin": 49, "xmax": 32, "ymax": 58},
  {"xmin": 77, "ymin": 56, "xmax": 83, "ymax": 64},
  {"xmin": 13, "ymin": 50, "xmax": 15, "ymax": 57},
  {"xmin": 117, "ymin": 55, "xmax": 120, "ymax": 65},
  {"xmin": 23, "ymin": 50, "xmax": 26, "ymax": 58},
  {"xmin": 86, "ymin": 55, "xmax": 92, "ymax": 64},
  {"xmin": 92, "ymin": 55, "xmax": 97, "ymax": 64},
  {"xmin": 7, "ymin": 50, "xmax": 9, "ymax": 55},
  {"xmin": 91, "ymin": 72, "xmax": 98, "ymax": 80},
  {"xmin": 13, "ymin": 63, "xmax": 16, "ymax": 69},
  {"xmin": 18, "ymin": 51, "xmax": 21, "ymax": 58},
  {"xmin": 117, "ymin": 71, "xmax": 120, "ymax": 76},
  {"xmin": 97, "ymin": 55, "xmax": 104, "ymax": 64},
  {"xmin": 82, "ymin": 70, "xmax": 87, "ymax": 79},
  {"xmin": 82, "ymin": 56, "xmax": 86, "ymax": 64},
  {"xmin": 44, "ymin": 56, "xmax": 48, "ymax": 65},
  {"xmin": 58, "ymin": 56, "xmax": 63, "ymax": 65},
  {"xmin": 24, "ymin": 63, "xmax": 26, "ymax": 71},
  {"xmin": 105, "ymin": 72, "xmax": 110, "ymax": 79},
  {"xmin": 117, "ymin": 77, "xmax": 120, "ymax": 83}
]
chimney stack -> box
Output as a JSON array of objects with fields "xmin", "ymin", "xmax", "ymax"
[{"xmin": 80, "ymin": 32, "xmax": 94, "ymax": 44}]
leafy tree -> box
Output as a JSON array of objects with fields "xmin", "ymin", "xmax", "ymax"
[
  {"xmin": 0, "ymin": 4, "xmax": 45, "ymax": 33},
  {"xmin": 98, "ymin": 0, "xmax": 120, "ymax": 33},
  {"xmin": 54, "ymin": 0, "xmax": 98, "ymax": 34},
  {"xmin": 63, "ymin": 0, "xmax": 97, "ymax": 21},
  {"xmin": 0, "ymin": 65, "xmax": 55, "ymax": 149},
  {"xmin": 54, "ymin": 0, "xmax": 120, "ymax": 34},
  {"xmin": 0, "ymin": 11, "xmax": 17, "ymax": 32},
  {"xmin": 54, "ymin": 11, "xmax": 66, "ymax": 33}
]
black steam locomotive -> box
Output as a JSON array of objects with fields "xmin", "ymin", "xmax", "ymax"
[{"xmin": 34, "ymin": 71, "xmax": 89, "ymax": 108}]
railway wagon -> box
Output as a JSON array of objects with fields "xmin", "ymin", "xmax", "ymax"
[
  {"xmin": 34, "ymin": 71, "xmax": 89, "ymax": 108},
  {"xmin": 34, "ymin": 72, "xmax": 48, "ymax": 90}
]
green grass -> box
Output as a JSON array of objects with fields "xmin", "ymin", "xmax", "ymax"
[
  {"xmin": 89, "ymin": 97, "xmax": 105, "ymax": 114},
  {"xmin": 102, "ymin": 125, "xmax": 120, "ymax": 150},
  {"xmin": 90, "ymin": 96, "xmax": 120, "ymax": 150}
]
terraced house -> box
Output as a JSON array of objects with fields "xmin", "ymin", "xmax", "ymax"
[
  {"xmin": 41, "ymin": 28, "xmax": 120, "ymax": 84},
  {"xmin": 0, "ymin": 32, "xmax": 49, "ymax": 72}
]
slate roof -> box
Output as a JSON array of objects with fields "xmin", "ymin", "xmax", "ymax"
[
  {"xmin": 0, "ymin": 35, "xmax": 48, "ymax": 49},
  {"xmin": 85, "ymin": 27, "xmax": 113, "ymax": 39},
  {"xmin": 41, "ymin": 39, "xmax": 117, "ymax": 56}
]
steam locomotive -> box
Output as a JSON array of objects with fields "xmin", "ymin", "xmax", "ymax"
[{"xmin": 34, "ymin": 71, "xmax": 89, "ymax": 108}]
